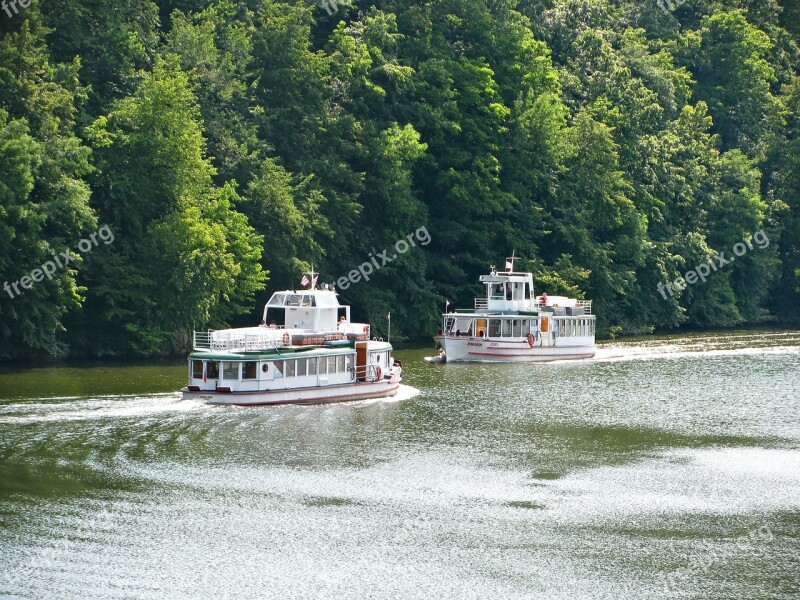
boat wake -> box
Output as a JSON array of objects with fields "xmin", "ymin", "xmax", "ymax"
[
  {"xmin": 348, "ymin": 384, "xmax": 421, "ymax": 406},
  {"xmin": 594, "ymin": 331, "xmax": 800, "ymax": 363},
  {"xmin": 0, "ymin": 393, "xmax": 207, "ymax": 424}
]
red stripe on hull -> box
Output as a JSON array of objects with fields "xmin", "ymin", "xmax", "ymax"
[
  {"xmin": 182, "ymin": 381, "xmax": 400, "ymax": 406},
  {"xmin": 467, "ymin": 351, "xmax": 594, "ymax": 359}
]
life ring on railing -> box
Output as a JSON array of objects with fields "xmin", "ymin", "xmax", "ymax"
[
  {"xmin": 375, "ymin": 366, "xmax": 382, "ymax": 380},
  {"xmin": 282, "ymin": 332, "xmax": 290, "ymax": 345},
  {"xmin": 527, "ymin": 332, "xmax": 535, "ymax": 348}
]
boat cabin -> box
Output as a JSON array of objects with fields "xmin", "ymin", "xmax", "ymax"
[{"xmin": 186, "ymin": 341, "xmax": 394, "ymax": 393}]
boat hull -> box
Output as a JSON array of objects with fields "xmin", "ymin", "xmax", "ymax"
[
  {"xmin": 182, "ymin": 378, "xmax": 401, "ymax": 406},
  {"xmin": 438, "ymin": 336, "xmax": 595, "ymax": 363}
]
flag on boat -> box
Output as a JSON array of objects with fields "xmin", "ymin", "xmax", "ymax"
[
  {"xmin": 301, "ymin": 274, "xmax": 310, "ymax": 287},
  {"xmin": 505, "ymin": 260, "xmax": 513, "ymax": 270}
]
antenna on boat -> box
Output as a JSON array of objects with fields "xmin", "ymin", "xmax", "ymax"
[{"xmin": 505, "ymin": 250, "xmax": 517, "ymax": 273}]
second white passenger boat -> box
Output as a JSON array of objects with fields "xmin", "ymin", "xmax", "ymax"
[
  {"xmin": 433, "ymin": 257, "xmax": 596, "ymax": 362},
  {"xmin": 181, "ymin": 273, "xmax": 401, "ymax": 405}
]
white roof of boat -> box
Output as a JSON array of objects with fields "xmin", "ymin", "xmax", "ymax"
[{"xmin": 267, "ymin": 289, "xmax": 341, "ymax": 308}]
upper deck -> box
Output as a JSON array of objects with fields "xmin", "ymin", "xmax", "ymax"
[
  {"xmin": 193, "ymin": 282, "xmax": 372, "ymax": 353},
  {"xmin": 460, "ymin": 258, "xmax": 592, "ymax": 315}
]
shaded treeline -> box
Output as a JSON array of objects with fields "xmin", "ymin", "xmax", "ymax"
[{"xmin": 0, "ymin": 0, "xmax": 798, "ymax": 359}]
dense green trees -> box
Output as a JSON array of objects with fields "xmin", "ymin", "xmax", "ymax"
[{"xmin": 0, "ymin": 0, "xmax": 798, "ymax": 359}]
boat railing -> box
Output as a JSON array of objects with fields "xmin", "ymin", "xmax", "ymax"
[
  {"xmin": 193, "ymin": 330, "xmax": 286, "ymax": 352},
  {"xmin": 531, "ymin": 299, "xmax": 593, "ymax": 314}
]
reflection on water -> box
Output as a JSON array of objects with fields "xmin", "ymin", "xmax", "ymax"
[{"xmin": 0, "ymin": 330, "xmax": 799, "ymax": 599}]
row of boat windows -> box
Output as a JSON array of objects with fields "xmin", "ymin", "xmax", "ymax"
[
  {"xmin": 556, "ymin": 319, "xmax": 595, "ymax": 337},
  {"xmin": 447, "ymin": 318, "xmax": 536, "ymax": 337},
  {"xmin": 193, "ymin": 355, "xmax": 351, "ymax": 380},
  {"xmin": 268, "ymin": 293, "xmax": 316, "ymax": 307},
  {"xmin": 446, "ymin": 317, "xmax": 595, "ymax": 337}
]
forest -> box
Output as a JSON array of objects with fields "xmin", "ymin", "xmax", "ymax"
[{"xmin": 0, "ymin": 0, "xmax": 798, "ymax": 359}]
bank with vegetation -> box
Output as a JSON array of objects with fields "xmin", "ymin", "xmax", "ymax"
[{"xmin": 1, "ymin": 0, "xmax": 799, "ymax": 359}]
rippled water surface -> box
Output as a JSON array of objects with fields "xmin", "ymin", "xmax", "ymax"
[{"xmin": 1, "ymin": 330, "xmax": 799, "ymax": 599}]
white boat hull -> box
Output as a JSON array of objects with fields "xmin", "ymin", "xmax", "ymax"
[
  {"xmin": 437, "ymin": 336, "xmax": 595, "ymax": 362},
  {"xmin": 182, "ymin": 377, "xmax": 401, "ymax": 406}
]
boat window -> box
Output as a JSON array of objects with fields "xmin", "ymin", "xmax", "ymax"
[
  {"xmin": 327, "ymin": 356, "xmax": 337, "ymax": 373},
  {"xmin": 501, "ymin": 319, "xmax": 512, "ymax": 337},
  {"xmin": 337, "ymin": 355, "xmax": 346, "ymax": 372},
  {"xmin": 286, "ymin": 360, "xmax": 296, "ymax": 377},
  {"xmin": 521, "ymin": 320, "xmax": 530, "ymax": 335},
  {"xmin": 192, "ymin": 360, "xmax": 204, "ymax": 379},
  {"xmin": 489, "ymin": 319, "xmax": 501, "ymax": 337},
  {"xmin": 512, "ymin": 319, "xmax": 521, "ymax": 337},
  {"xmin": 301, "ymin": 295, "xmax": 316, "ymax": 307},
  {"xmin": 243, "ymin": 362, "xmax": 258, "ymax": 380},
  {"xmin": 454, "ymin": 318, "xmax": 472, "ymax": 335},
  {"xmin": 207, "ymin": 361, "xmax": 219, "ymax": 378},
  {"xmin": 268, "ymin": 293, "xmax": 286, "ymax": 306},
  {"xmin": 491, "ymin": 283, "xmax": 505, "ymax": 299},
  {"xmin": 308, "ymin": 357, "xmax": 318, "ymax": 376},
  {"xmin": 296, "ymin": 358, "xmax": 307, "ymax": 377},
  {"xmin": 223, "ymin": 362, "xmax": 239, "ymax": 380},
  {"xmin": 287, "ymin": 294, "xmax": 302, "ymax": 306}
]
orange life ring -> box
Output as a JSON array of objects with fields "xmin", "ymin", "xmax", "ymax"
[
  {"xmin": 376, "ymin": 366, "xmax": 382, "ymax": 380},
  {"xmin": 282, "ymin": 332, "xmax": 290, "ymax": 345}
]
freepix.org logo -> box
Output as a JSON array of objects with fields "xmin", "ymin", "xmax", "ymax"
[
  {"xmin": 656, "ymin": 230, "xmax": 769, "ymax": 300},
  {"xmin": 1, "ymin": 0, "xmax": 30, "ymax": 19},
  {"xmin": 329, "ymin": 226, "xmax": 431, "ymax": 291},
  {"xmin": 3, "ymin": 225, "xmax": 115, "ymax": 299}
]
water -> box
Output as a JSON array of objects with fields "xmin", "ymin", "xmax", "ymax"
[{"xmin": 1, "ymin": 330, "xmax": 798, "ymax": 599}]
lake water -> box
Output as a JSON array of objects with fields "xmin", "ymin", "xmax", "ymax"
[{"xmin": 1, "ymin": 329, "xmax": 799, "ymax": 599}]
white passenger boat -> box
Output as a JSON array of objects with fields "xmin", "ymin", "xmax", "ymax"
[
  {"xmin": 181, "ymin": 273, "xmax": 401, "ymax": 405},
  {"xmin": 433, "ymin": 257, "xmax": 596, "ymax": 362}
]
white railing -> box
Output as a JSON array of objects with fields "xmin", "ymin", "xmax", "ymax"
[
  {"xmin": 532, "ymin": 299, "xmax": 593, "ymax": 314},
  {"xmin": 193, "ymin": 330, "xmax": 286, "ymax": 352}
]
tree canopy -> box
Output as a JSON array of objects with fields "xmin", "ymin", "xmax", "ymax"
[{"xmin": 1, "ymin": 0, "xmax": 798, "ymax": 359}]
